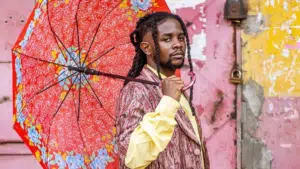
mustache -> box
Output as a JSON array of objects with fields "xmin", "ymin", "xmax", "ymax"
[{"xmin": 170, "ymin": 51, "xmax": 184, "ymax": 56}]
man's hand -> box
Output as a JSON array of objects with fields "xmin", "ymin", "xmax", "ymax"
[{"xmin": 161, "ymin": 75, "xmax": 184, "ymax": 101}]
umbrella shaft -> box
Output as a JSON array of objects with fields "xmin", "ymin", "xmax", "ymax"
[{"xmin": 68, "ymin": 66, "xmax": 160, "ymax": 86}]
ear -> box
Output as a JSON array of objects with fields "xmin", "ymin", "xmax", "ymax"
[{"xmin": 140, "ymin": 42, "xmax": 152, "ymax": 56}]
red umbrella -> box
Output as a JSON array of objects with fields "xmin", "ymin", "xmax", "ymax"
[{"xmin": 12, "ymin": 0, "xmax": 170, "ymax": 168}]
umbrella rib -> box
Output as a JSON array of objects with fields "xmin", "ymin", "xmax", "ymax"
[
  {"xmin": 81, "ymin": 22, "xmax": 100, "ymax": 67},
  {"xmin": 81, "ymin": 75, "xmax": 115, "ymax": 120},
  {"xmin": 71, "ymin": 84, "xmax": 78, "ymax": 115},
  {"xmin": 81, "ymin": 75, "xmax": 103, "ymax": 108},
  {"xmin": 75, "ymin": 3, "xmax": 82, "ymax": 65},
  {"xmin": 86, "ymin": 46, "xmax": 115, "ymax": 67},
  {"xmin": 19, "ymin": 71, "xmax": 76, "ymax": 117},
  {"xmin": 13, "ymin": 50, "xmax": 67, "ymax": 68},
  {"xmin": 86, "ymin": 42, "xmax": 131, "ymax": 67},
  {"xmin": 77, "ymin": 26, "xmax": 112, "ymax": 64},
  {"xmin": 53, "ymin": 73, "xmax": 80, "ymax": 118},
  {"xmin": 46, "ymin": 73, "xmax": 79, "ymax": 164},
  {"xmin": 71, "ymin": 0, "xmax": 81, "ymax": 55},
  {"xmin": 40, "ymin": 70, "xmax": 68, "ymax": 94},
  {"xmin": 82, "ymin": 0, "xmax": 124, "ymax": 66},
  {"xmin": 46, "ymin": 1, "xmax": 80, "ymax": 68},
  {"xmin": 76, "ymin": 77, "xmax": 88, "ymax": 152},
  {"xmin": 36, "ymin": 72, "xmax": 77, "ymax": 95},
  {"xmin": 77, "ymin": 73, "xmax": 81, "ymax": 121}
]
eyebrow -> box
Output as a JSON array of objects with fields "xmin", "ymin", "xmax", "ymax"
[{"xmin": 161, "ymin": 32, "xmax": 184, "ymax": 37}]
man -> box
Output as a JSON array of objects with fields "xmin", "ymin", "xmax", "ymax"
[{"xmin": 116, "ymin": 12, "xmax": 209, "ymax": 169}]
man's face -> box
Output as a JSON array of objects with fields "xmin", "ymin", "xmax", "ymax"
[{"xmin": 154, "ymin": 18, "xmax": 186, "ymax": 70}]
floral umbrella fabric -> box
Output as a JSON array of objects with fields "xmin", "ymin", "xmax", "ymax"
[{"xmin": 12, "ymin": 0, "xmax": 169, "ymax": 168}]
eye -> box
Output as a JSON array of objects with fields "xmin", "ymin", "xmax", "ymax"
[
  {"xmin": 178, "ymin": 36, "xmax": 185, "ymax": 41},
  {"xmin": 163, "ymin": 37, "xmax": 171, "ymax": 42}
]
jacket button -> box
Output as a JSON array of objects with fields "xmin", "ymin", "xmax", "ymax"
[{"xmin": 194, "ymin": 148, "xmax": 201, "ymax": 155}]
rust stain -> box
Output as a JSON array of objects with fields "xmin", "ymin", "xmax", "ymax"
[
  {"xmin": 0, "ymin": 96, "xmax": 10, "ymax": 104},
  {"xmin": 211, "ymin": 91, "xmax": 224, "ymax": 123}
]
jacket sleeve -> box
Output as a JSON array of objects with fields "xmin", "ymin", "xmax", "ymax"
[{"xmin": 116, "ymin": 83, "xmax": 180, "ymax": 169}]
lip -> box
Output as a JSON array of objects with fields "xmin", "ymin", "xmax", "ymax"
[
  {"xmin": 171, "ymin": 54, "xmax": 184, "ymax": 59},
  {"xmin": 171, "ymin": 52, "xmax": 184, "ymax": 59}
]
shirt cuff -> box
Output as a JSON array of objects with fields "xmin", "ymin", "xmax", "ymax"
[{"xmin": 155, "ymin": 95, "xmax": 180, "ymax": 119}]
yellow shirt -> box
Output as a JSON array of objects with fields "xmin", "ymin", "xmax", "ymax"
[{"xmin": 125, "ymin": 65, "xmax": 204, "ymax": 169}]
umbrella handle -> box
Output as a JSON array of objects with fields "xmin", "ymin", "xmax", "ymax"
[
  {"xmin": 182, "ymin": 71, "xmax": 196, "ymax": 91},
  {"xmin": 158, "ymin": 71, "xmax": 196, "ymax": 91}
]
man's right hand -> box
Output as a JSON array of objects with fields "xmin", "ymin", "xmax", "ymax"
[{"xmin": 161, "ymin": 75, "xmax": 184, "ymax": 101}]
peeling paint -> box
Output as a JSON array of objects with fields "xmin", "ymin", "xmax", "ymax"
[
  {"xmin": 173, "ymin": 2, "xmax": 207, "ymax": 61},
  {"xmin": 263, "ymin": 97, "xmax": 300, "ymax": 120},
  {"xmin": 242, "ymin": 15, "xmax": 266, "ymax": 34},
  {"xmin": 242, "ymin": 1, "xmax": 300, "ymax": 169},
  {"xmin": 242, "ymin": 1, "xmax": 300, "ymax": 97},
  {"xmin": 243, "ymin": 80, "xmax": 264, "ymax": 117},
  {"xmin": 190, "ymin": 30, "xmax": 207, "ymax": 60},
  {"xmin": 165, "ymin": 0, "xmax": 206, "ymax": 12}
]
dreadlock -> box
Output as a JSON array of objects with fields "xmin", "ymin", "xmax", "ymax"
[{"xmin": 124, "ymin": 12, "xmax": 196, "ymax": 115}]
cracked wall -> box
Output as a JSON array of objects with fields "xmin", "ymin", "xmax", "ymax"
[
  {"xmin": 241, "ymin": 1, "xmax": 300, "ymax": 169},
  {"xmin": 241, "ymin": 80, "xmax": 273, "ymax": 169}
]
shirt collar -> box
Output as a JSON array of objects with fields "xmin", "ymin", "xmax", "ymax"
[{"xmin": 146, "ymin": 64, "xmax": 167, "ymax": 79}]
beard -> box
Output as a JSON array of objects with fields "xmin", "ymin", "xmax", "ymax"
[{"xmin": 160, "ymin": 57, "xmax": 185, "ymax": 71}]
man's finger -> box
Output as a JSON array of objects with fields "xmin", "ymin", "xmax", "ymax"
[
  {"xmin": 166, "ymin": 75, "xmax": 178, "ymax": 80},
  {"xmin": 174, "ymin": 81, "xmax": 185, "ymax": 85}
]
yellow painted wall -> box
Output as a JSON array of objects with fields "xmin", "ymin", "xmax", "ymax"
[{"xmin": 242, "ymin": 0, "xmax": 300, "ymax": 97}]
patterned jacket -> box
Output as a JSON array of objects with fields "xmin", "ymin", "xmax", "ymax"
[{"xmin": 116, "ymin": 66, "xmax": 210, "ymax": 169}]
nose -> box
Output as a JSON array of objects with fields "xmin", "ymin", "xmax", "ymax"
[{"xmin": 172, "ymin": 38, "xmax": 183, "ymax": 49}]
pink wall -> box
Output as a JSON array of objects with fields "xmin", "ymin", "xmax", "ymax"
[
  {"xmin": 172, "ymin": 0, "xmax": 237, "ymax": 168},
  {"xmin": 258, "ymin": 97, "xmax": 300, "ymax": 169}
]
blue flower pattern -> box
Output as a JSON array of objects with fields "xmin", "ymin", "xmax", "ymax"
[
  {"xmin": 66, "ymin": 154, "xmax": 85, "ymax": 169},
  {"xmin": 16, "ymin": 93, "xmax": 22, "ymax": 113},
  {"xmin": 28, "ymin": 126, "xmax": 41, "ymax": 145},
  {"xmin": 111, "ymin": 139, "xmax": 118, "ymax": 154},
  {"xmin": 41, "ymin": 0, "xmax": 48, "ymax": 7},
  {"xmin": 16, "ymin": 92, "xmax": 26, "ymax": 128},
  {"xmin": 90, "ymin": 149, "xmax": 111, "ymax": 169},
  {"xmin": 55, "ymin": 48, "xmax": 89, "ymax": 89},
  {"xmin": 18, "ymin": 5, "xmax": 42, "ymax": 49},
  {"xmin": 34, "ymin": 8, "xmax": 41, "ymax": 20},
  {"xmin": 19, "ymin": 21, "xmax": 35, "ymax": 49},
  {"xmin": 15, "ymin": 57, "xmax": 22, "ymax": 85},
  {"xmin": 19, "ymin": 40, "xmax": 28, "ymax": 49},
  {"xmin": 40, "ymin": 146, "xmax": 47, "ymax": 163},
  {"xmin": 55, "ymin": 153, "xmax": 67, "ymax": 168},
  {"xmin": 130, "ymin": 0, "xmax": 151, "ymax": 11},
  {"xmin": 17, "ymin": 112, "xmax": 26, "ymax": 128}
]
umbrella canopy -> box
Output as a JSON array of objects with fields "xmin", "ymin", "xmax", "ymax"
[{"xmin": 12, "ymin": 0, "xmax": 169, "ymax": 168}]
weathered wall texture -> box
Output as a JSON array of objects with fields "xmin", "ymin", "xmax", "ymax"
[
  {"xmin": 167, "ymin": 0, "xmax": 237, "ymax": 169},
  {"xmin": 242, "ymin": 1, "xmax": 300, "ymax": 169},
  {"xmin": 0, "ymin": 0, "xmax": 41, "ymax": 168},
  {"xmin": 1, "ymin": 0, "xmax": 237, "ymax": 169}
]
